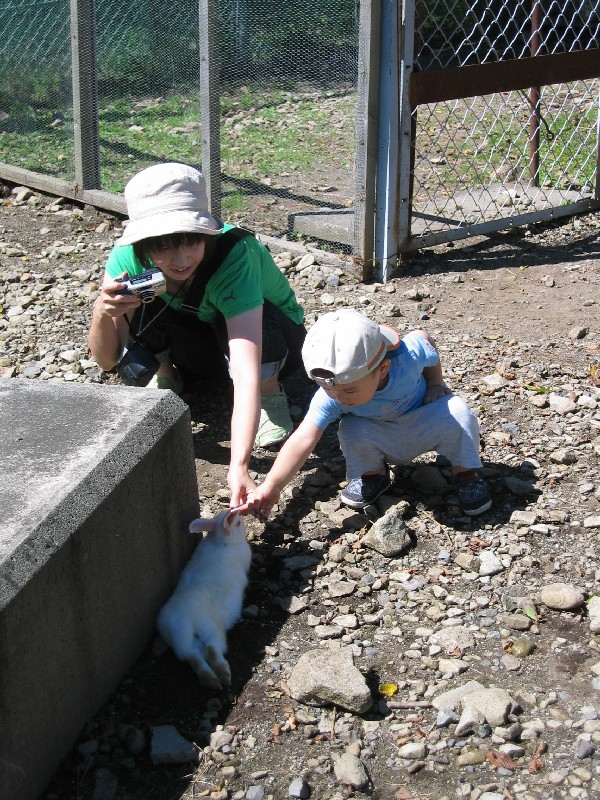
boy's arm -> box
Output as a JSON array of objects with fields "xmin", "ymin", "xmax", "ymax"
[
  {"xmin": 413, "ymin": 329, "xmax": 452, "ymax": 404},
  {"xmin": 246, "ymin": 418, "xmax": 325, "ymax": 518}
]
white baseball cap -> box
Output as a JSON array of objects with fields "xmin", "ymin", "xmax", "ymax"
[
  {"xmin": 302, "ymin": 309, "xmax": 400, "ymax": 386},
  {"xmin": 117, "ymin": 162, "xmax": 224, "ymax": 246}
]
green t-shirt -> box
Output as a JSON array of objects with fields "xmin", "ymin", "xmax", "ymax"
[{"xmin": 104, "ymin": 225, "xmax": 304, "ymax": 325}]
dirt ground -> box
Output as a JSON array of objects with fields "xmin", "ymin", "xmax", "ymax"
[{"xmin": 1, "ymin": 187, "xmax": 600, "ymax": 800}]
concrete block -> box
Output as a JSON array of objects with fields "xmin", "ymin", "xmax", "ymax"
[
  {"xmin": 290, "ymin": 209, "xmax": 354, "ymax": 246},
  {"xmin": 0, "ymin": 379, "xmax": 199, "ymax": 800}
]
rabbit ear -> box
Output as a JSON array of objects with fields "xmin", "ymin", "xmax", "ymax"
[
  {"xmin": 189, "ymin": 518, "xmax": 217, "ymax": 534},
  {"xmin": 225, "ymin": 509, "xmax": 240, "ymax": 527}
]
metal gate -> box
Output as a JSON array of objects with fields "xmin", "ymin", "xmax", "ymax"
[{"xmin": 371, "ymin": 0, "xmax": 600, "ymax": 280}]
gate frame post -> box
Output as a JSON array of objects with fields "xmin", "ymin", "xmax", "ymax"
[
  {"xmin": 70, "ymin": 0, "xmax": 100, "ymax": 190},
  {"xmin": 354, "ymin": 0, "xmax": 381, "ymax": 280},
  {"xmin": 199, "ymin": 0, "xmax": 221, "ymax": 216}
]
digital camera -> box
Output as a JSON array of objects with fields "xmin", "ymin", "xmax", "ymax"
[{"xmin": 119, "ymin": 268, "xmax": 166, "ymax": 304}]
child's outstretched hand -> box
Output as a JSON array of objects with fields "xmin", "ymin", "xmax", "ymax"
[
  {"xmin": 239, "ymin": 482, "xmax": 281, "ymax": 523},
  {"xmin": 423, "ymin": 382, "xmax": 452, "ymax": 404}
]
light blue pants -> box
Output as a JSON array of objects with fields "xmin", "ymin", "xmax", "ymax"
[{"xmin": 338, "ymin": 394, "xmax": 482, "ymax": 479}]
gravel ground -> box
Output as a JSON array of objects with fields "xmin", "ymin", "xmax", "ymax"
[{"xmin": 1, "ymin": 183, "xmax": 600, "ymax": 800}]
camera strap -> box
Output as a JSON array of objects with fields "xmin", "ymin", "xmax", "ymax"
[
  {"xmin": 178, "ymin": 227, "xmax": 255, "ymax": 315},
  {"xmin": 124, "ymin": 226, "xmax": 256, "ymax": 338}
]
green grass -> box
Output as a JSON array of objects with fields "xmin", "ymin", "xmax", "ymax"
[
  {"xmin": 0, "ymin": 85, "xmax": 355, "ymax": 218},
  {"xmin": 1, "ymin": 82, "xmax": 595, "ymax": 224}
]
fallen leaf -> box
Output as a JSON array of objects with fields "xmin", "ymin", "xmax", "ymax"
[
  {"xmin": 468, "ymin": 536, "xmax": 491, "ymax": 551},
  {"xmin": 523, "ymin": 604, "xmax": 538, "ymax": 621},
  {"xmin": 528, "ymin": 756, "xmax": 544, "ymax": 773},
  {"xmin": 486, "ymin": 750, "xmax": 519, "ymax": 770},
  {"xmin": 523, "ymin": 383, "xmax": 551, "ymax": 394},
  {"xmin": 534, "ymin": 739, "xmax": 548, "ymax": 756}
]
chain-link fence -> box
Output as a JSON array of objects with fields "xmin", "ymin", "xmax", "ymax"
[
  {"xmin": 1, "ymin": 0, "xmax": 599, "ymax": 266},
  {"xmin": 404, "ymin": 0, "xmax": 600, "ymax": 251}
]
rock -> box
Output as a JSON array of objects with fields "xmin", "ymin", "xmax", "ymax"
[
  {"xmin": 396, "ymin": 742, "xmax": 428, "ymax": 759},
  {"xmin": 540, "ymin": 582, "xmax": 585, "ymax": 610},
  {"xmin": 588, "ymin": 596, "xmax": 600, "ymax": 632},
  {"xmin": 574, "ymin": 737, "xmax": 595, "ymax": 759},
  {"xmin": 510, "ymin": 510, "xmax": 538, "ymax": 526},
  {"xmin": 568, "ymin": 326, "xmax": 588, "ymax": 339},
  {"xmin": 287, "ymin": 649, "xmax": 372, "ymax": 713},
  {"xmin": 91, "ymin": 768, "xmax": 118, "ymax": 800},
  {"xmin": 455, "ymin": 750, "xmax": 487, "ymax": 766},
  {"xmin": 478, "ymin": 549, "xmax": 504, "ymax": 576},
  {"xmin": 361, "ymin": 505, "xmax": 412, "ymax": 556},
  {"xmin": 333, "ymin": 752, "xmax": 369, "ymax": 789},
  {"xmin": 288, "ymin": 776, "xmax": 311, "ymax": 798},
  {"xmin": 505, "ymin": 476, "xmax": 537, "ymax": 495},
  {"xmin": 511, "ymin": 638, "xmax": 536, "ymax": 658},
  {"xmin": 548, "ymin": 393, "xmax": 577, "ymax": 414},
  {"xmin": 150, "ymin": 725, "xmax": 198, "ymax": 764},
  {"xmin": 503, "ymin": 613, "xmax": 532, "ymax": 631},
  {"xmin": 429, "ymin": 626, "xmax": 475, "ymax": 654},
  {"xmin": 549, "ymin": 447, "xmax": 579, "ymax": 465},
  {"xmin": 280, "ymin": 595, "xmax": 309, "ymax": 614},
  {"xmin": 460, "ymin": 687, "xmax": 515, "ymax": 726},
  {"xmin": 454, "ymin": 704, "xmax": 486, "ymax": 735},
  {"xmin": 432, "ymin": 681, "xmax": 485, "ymax": 712},
  {"xmin": 410, "ymin": 465, "xmax": 447, "ymax": 492}
]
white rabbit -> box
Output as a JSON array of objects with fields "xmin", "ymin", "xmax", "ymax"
[{"xmin": 157, "ymin": 508, "xmax": 252, "ymax": 690}]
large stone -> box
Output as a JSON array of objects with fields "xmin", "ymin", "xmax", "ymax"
[
  {"xmin": 361, "ymin": 505, "xmax": 412, "ymax": 556},
  {"xmin": 540, "ymin": 582, "xmax": 585, "ymax": 611},
  {"xmin": 287, "ymin": 648, "xmax": 372, "ymax": 714}
]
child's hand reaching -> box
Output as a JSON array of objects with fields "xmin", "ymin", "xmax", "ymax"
[
  {"xmin": 423, "ymin": 382, "xmax": 452, "ymax": 404},
  {"xmin": 239, "ymin": 482, "xmax": 281, "ymax": 522}
]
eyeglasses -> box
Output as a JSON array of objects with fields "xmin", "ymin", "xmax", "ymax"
[{"xmin": 309, "ymin": 373, "xmax": 337, "ymax": 388}]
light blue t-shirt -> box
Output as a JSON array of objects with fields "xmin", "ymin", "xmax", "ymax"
[{"xmin": 305, "ymin": 331, "xmax": 439, "ymax": 430}]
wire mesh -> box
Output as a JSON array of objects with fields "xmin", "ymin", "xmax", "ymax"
[
  {"xmin": 0, "ymin": 0, "xmax": 359, "ymax": 244},
  {"xmin": 1, "ymin": 0, "xmax": 598, "ymax": 255},
  {"xmin": 0, "ymin": 0, "xmax": 74, "ymax": 180},
  {"xmin": 409, "ymin": 0, "xmax": 600, "ymax": 248}
]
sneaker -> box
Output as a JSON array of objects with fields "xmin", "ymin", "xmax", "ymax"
[
  {"xmin": 148, "ymin": 371, "xmax": 184, "ymax": 395},
  {"xmin": 255, "ymin": 391, "xmax": 293, "ymax": 447},
  {"xmin": 454, "ymin": 469, "xmax": 492, "ymax": 516},
  {"xmin": 340, "ymin": 473, "xmax": 392, "ymax": 509}
]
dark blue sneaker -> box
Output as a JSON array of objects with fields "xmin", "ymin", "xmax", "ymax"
[
  {"xmin": 454, "ymin": 469, "xmax": 492, "ymax": 516},
  {"xmin": 340, "ymin": 473, "xmax": 392, "ymax": 509}
]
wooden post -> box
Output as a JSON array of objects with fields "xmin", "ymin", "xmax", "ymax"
[
  {"xmin": 70, "ymin": 0, "xmax": 100, "ymax": 189},
  {"xmin": 199, "ymin": 0, "xmax": 222, "ymax": 217}
]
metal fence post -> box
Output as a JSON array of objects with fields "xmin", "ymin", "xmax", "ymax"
[
  {"xmin": 199, "ymin": 0, "xmax": 221, "ymax": 216},
  {"xmin": 374, "ymin": 0, "xmax": 401, "ymax": 283},
  {"xmin": 398, "ymin": 0, "xmax": 415, "ymax": 254},
  {"xmin": 596, "ymin": 88, "xmax": 600, "ymax": 200},
  {"xmin": 70, "ymin": 0, "xmax": 100, "ymax": 190},
  {"xmin": 354, "ymin": 0, "xmax": 381, "ymax": 280}
]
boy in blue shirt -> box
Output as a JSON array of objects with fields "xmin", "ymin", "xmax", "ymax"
[{"xmin": 245, "ymin": 308, "xmax": 491, "ymax": 518}]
